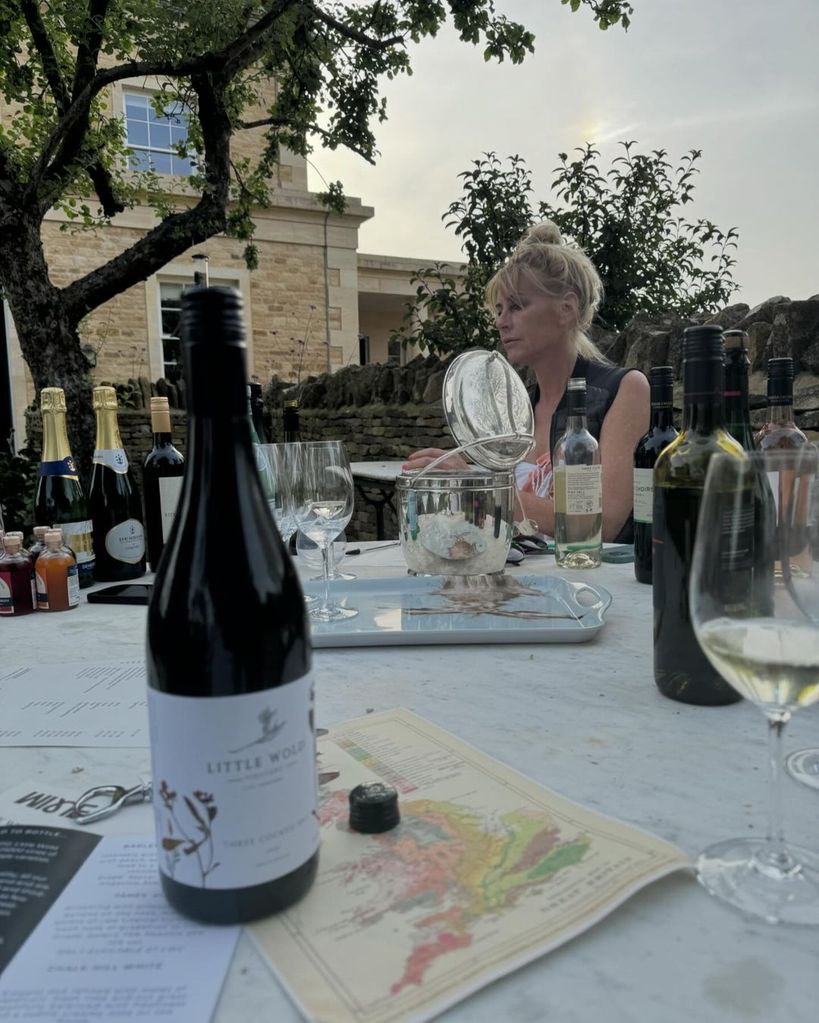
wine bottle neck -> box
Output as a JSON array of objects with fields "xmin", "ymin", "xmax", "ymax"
[
  {"xmin": 682, "ymin": 358, "xmax": 725, "ymax": 433},
  {"xmin": 151, "ymin": 409, "xmax": 173, "ymax": 435},
  {"xmin": 565, "ymin": 413, "xmax": 588, "ymax": 432},
  {"xmin": 650, "ymin": 404, "xmax": 675, "ymax": 431},
  {"xmin": 94, "ymin": 408, "xmax": 124, "ymax": 451},
  {"xmin": 767, "ymin": 402, "xmax": 795, "ymax": 424},
  {"xmin": 41, "ymin": 409, "xmax": 73, "ymax": 462}
]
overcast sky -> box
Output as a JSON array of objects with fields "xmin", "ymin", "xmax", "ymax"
[{"xmin": 309, "ymin": 0, "xmax": 819, "ymax": 309}]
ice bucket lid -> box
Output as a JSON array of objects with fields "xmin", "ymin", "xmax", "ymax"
[{"xmin": 442, "ymin": 350, "xmax": 534, "ymax": 471}]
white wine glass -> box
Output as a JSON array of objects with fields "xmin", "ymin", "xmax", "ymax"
[
  {"xmin": 291, "ymin": 441, "xmax": 357, "ymax": 623},
  {"xmin": 690, "ymin": 446, "xmax": 819, "ymax": 925},
  {"xmin": 296, "ymin": 529, "xmax": 356, "ymax": 582},
  {"xmin": 262, "ymin": 444, "xmax": 298, "ymax": 545}
]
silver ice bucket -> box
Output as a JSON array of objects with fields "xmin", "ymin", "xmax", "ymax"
[{"xmin": 396, "ymin": 469, "xmax": 515, "ymax": 576}]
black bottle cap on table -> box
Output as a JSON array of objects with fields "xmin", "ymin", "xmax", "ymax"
[
  {"xmin": 683, "ymin": 324, "xmax": 724, "ymax": 361},
  {"xmin": 180, "ymin": 286, "xmax": 245, "ymax": 348},
  {"xmin": 768, "ymin": 357, "xmax": 794, "ymax": 380},
  {"xmin": 649, "ymin": 366, "xmax": 674, "ymax": 386},
  {"xmin": 349, "ymin": 782, "xmax": 400, "ymax": 834},
  {"xmin": 767, "ymin": 357, "xmax": 794, "ymax": 404}
]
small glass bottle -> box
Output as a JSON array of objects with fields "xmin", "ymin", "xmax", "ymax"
[
  {"xmin": 35, "ymin": 529, "xmax": 79, "ymax": 611},
  {"xmin": 553, "ymin": 377, "xmax": 602, "ymax": 568},
  {"xmin": 754, "ymin": 357, "xmax": 807, "ymax": 451},
  {"xmin": 28, "ymin": 525, "xmax": 51, "ymax": 564},
  {"xmin": 0, "ymin": 535, "xmax": 36, "ymax": 616}
]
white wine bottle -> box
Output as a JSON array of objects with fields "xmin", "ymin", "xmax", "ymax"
[
  {"xmin": 146, "ymin": 286, "xmax": 318, "ymax": 925},
  {"xmin": 88, "ymin": 386, "xmax": 146, "ymax": 581},
  {"xmin": 553, "ymin": 377, "xmax": 602, "ymax": 568},
  {"xmin": 34, "ymin": 387, "xmax": 95, "ymax": 588}
]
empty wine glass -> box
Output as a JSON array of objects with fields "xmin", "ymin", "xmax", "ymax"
[
  {"xmin": 291, "ymin": 441, "xmax": 357, "ymax": 623},
  {"xmin": 690, "ymin": 446, "xmax": 819, "ymax": 925},
  {"xmin": 296, "ymin": 529, "xmax": 356, "ymax": 581},
  {"xmin": 261, "ymin": 444, "xmax": 298, "ymax": 545}
]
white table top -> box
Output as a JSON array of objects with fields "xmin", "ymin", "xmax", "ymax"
[
  {"xmin": 350, "ymin": 460, "xmax": 405, "ymax": 483},
  {"xmin": 2, "ymin": 547, "xmax": 818, "ymax": 1022}
]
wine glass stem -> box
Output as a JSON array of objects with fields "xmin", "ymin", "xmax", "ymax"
[
  {"xmin": 320, "ymin": 543, "xmax": 332, "ymax": 613},
  {"xmin": 763, "ymin": 713, "xmax": 793, "ymax": 872}
]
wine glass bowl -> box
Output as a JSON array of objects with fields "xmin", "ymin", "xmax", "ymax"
[
  {"xmin": 690, "ymin": 447, "xmax": 819, "ymax": 924},
  {"xmin": 291, "ymin": 442, "xmax": 358, "ymax": 623}
]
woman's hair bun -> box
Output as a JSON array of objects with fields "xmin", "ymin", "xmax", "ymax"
[{"xmin": 519, "ymin": 220, "xmax": 563, "ymax": 248}]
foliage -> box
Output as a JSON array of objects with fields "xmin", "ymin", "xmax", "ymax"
[
  {"xmin": 0, "ymin": 446, "xmax": 39, "ymax": 537},
  {"xmin": 540, "ymin": 142, "xmax": 739, "ymax": 328},
  {"xmin": 0, "ymin": 1, "xmax": 635, "ymax": 416},
  {"xmin": 394, "ymin": 143, "xmax": 738, "ymax": 356}
]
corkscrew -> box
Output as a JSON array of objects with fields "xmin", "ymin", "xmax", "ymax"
[{"xmin": 74, "ymin": 781, "xmax": 153, "ymax": 825}]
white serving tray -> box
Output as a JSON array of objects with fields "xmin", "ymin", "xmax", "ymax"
[{"xmin": 303, "ymin": 574, "xmax": 612, "ymax": 648}]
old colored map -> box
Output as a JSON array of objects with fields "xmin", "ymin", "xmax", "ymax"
[{"xmin": 251, "ymin": 709, "xmax": 690, "ymax": 1023}]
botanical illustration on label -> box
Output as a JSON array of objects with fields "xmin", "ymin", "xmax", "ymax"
[
  {"xmin": 148, "ymin": 674, "xmax": 319, "ymax": 889},
  {"xmin": 633, "ymin": 467, "xmax": 654, "ymax": 524},
  {"xmin": 39, "ymin": 456, "xmax": 79, "ymax": 479},
  {"xmin": 93, "ymin": 448, "xmax": 129, "ymax": 473},
  {"xmin": 158, "ymin": 477, "xmax": 184, "ymax": 541},
  {"xmin": 0, "ymin": 573, "xmax": 12, "ymax": 613},
  {"xmin": 105, "ymin": 519, "xmax": 145, "ymax": 563},
  {"xmin": 562, "ymin": 464, "xmax": 602, "ymax": 515},
  {"xmin": 61, "ymin": 520, "xmax": 95, "ymax": 568}
]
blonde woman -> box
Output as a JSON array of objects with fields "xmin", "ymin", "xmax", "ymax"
[{"xmin": 403, "ymin": 222, "xmax": 650, "ymax": 542}]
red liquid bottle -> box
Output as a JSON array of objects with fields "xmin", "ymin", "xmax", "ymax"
[{"xmin": 0, "ymin": 535, "xmax": 36, "ymax": 616}]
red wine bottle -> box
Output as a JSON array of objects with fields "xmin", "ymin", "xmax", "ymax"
[
  {"xmin": 146, "ymin": 286, "xmax": 318, "ymax": 925},
  {"xmin": 633, "ymin": 367, "xmax": 678, "ymax": 584},
  {"xmin": 143, "ymin": 397, "xmax": 185, "ymax": 571}
]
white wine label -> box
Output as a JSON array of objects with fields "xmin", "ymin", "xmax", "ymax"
[
  {"xmin": 633, "ymin": 468, "xmax": 654, "ymax": 524},
  {"xmin": 105, "ymin": 519, "xmax": 146, "ymax": 563},
  {"xmin": 93, "ymin": 448, "xmax": 129, "ymax": 473},
  {"xmin": 148, "ymin": 675, "xmax": 319, "ymax": 890},
  {"xmin": 60, "ymin": 520, "xmax": 95, "ymax": 566},
  {"xmin": 560, "ymin": 464, "xmax": 602, "ymax": 515},
  {"xmin": 67, "ymin": 564, "xmax": 80, "ymax": 607},
  {"xmin": 158, "ymin": 476, "xmax": 184, "ymax": 541}
]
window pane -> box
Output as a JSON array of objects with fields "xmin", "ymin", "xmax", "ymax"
[
  {"xmin": 160, "ymin": 282, "xmax": 185, "ymax": 303},
  {"xmin": 126, "ymin": 121, "xmax": 149, "ymax": 147},
  {"xmin": 148, "ymin": 103, "xmax": 169, "ymax": 124},
  {"xmin": 149, "ymin": 123, "xmax": 171, "ymax": 151},
  {"xmin": 151, "ymin": 151, "xmax": 172, "ymax": 175},
  {"xmin": 171, "ymin": 155, "xmax": 194, "ymax": 177},
  {"xmin": 161, "ymin": 308, "xmax": 182, "ymax": 337},
  {"xmin": 170, "ymin": 124, "xmax": 188, "ymax": 147},
  {"xmin": 125, "ymin": 96, "xmax": 147, "ymax": 121},
  {"xmin": 128, "ymin": 150, "xmax": 151, "ymax": 171}
]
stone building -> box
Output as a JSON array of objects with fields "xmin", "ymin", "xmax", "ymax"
[{"xmin": 1, "ymin": 75, "xmax": 462, "ymax": 448}]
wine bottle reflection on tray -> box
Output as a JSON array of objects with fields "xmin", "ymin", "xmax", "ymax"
[
  {"xmin": 146, "ymin": 286, "xmax": 318, "ymax": 925},
  {"xmin": 652, "ymin": 325, "xmax": 749, "ymax": 706},
  {"xmin": 34, "ymin": 387, "xmax": 95, "ymax": 588},
  {"xmin": 88, "ymin": 386, "xmax": 146, "ymax": 581},
  {"xmin": 633, "ymin": 366, "xmax": 678, "ymax": 584}
]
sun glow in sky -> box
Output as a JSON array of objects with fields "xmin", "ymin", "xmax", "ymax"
[{"xmin": 309, "ymin": 0, "xmax": 819, "ymax": 307}]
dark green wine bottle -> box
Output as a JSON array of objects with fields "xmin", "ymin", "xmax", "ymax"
[
  {"xmin": 147, "ymin": 286, "xmax": 318, "ymax": 925},
  {"xmin": 653, "ymin": 326, "xmax": 747, "ymax": 706},
  {"xmin": 143, "ymin": 397, "xmax": 185, "ymax": 572},
  {"xmin": 34, "ymin": 388, "xmax": 95, "ymax": 588}
]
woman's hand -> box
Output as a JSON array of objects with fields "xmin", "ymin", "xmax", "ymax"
[{"xmin": 402, "ymin": 447, "xmax": 469, "ymax": 472}]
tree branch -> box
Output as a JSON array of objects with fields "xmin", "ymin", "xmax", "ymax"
[{"xmin": 311, "ymin": 5, "xmax": 405, "ymax": 50}]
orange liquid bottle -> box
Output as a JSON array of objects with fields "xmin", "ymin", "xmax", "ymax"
[{"xmin": 35, "ymin": 530, "xmax": 80, "ymax": 611}]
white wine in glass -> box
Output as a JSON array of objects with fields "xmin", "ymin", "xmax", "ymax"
[{"xmin": 690, "ymin": 446, "xmax": 819, "ymax": 925}]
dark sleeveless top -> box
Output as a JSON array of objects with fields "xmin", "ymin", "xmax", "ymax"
[{"xmin": 527, "ymin": 355, "xmax": 633, "ymax": 543}]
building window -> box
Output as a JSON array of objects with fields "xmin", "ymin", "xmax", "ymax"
[
  {"xmin": 159, "ymin": 282, "xmax": 184, "ymax": 382},
  {"xmin": 387, "ymin": 338, "xmax": 402, "ymax": 366},
  {"xmin": 358, "ymin": 334, "xmax": 370, "ymax": 365},
  {"xmin": 124, "ymin": 92, "xmax": 196, "ymax": 176}
]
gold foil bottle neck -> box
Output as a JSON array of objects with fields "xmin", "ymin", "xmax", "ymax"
[
  {"xmin": 40, "ymin": 387, "xmax": 67, "ymax": 413},
  {"xmin": 92, "ymin": 386, "xmax": 118, "ymax": 410}
]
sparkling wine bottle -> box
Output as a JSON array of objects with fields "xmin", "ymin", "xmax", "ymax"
[
  {"xmin": 553, "ymin": 377, "xmax": 602, "ymax": 568},
  {"xmin": 143, "ymin": 397, "xmax": 185, "ymax": 572},
  {"xmin": 88, "ymin": 387, "xmax": 146, "ymax": 581},
  {"xmin": 147, "ymin": 286, "xmax": 319, "ymax": 925},
  {"xmin": 34, "ymin": 387, "xmax": 95, "ymax": 588},
  {"xmin": 653, "ymin": 326, "xmax": 748, "ymax": 706},
  {"xmin": 633, "ymin": 367, "xmax": 678, "ymax": 585}
]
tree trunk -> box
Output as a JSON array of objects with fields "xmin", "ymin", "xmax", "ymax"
[{"xmin": 0, "ymin": 214, "xmax": 96, "ymax": 474}]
